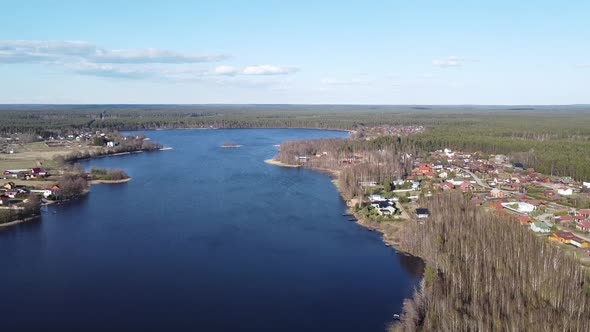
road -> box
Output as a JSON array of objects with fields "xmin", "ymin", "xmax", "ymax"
[
  {"xmin": 539, "ymin": 212, "xmax": 590, "ymax": 242},
  {"xmin": 459, "ymin": 168, "xmax": 490, "ymax": 189}
]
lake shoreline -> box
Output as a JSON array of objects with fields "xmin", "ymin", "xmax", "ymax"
[
  {"xmin": 0, "ymin": 214, "xmax": 41, "ymax": 228},
  {"xmin": 89, "ymin": 178, "xmax": 132, "ymax": 185},
  {"xmin": 145, "ymin": 127, "xmax": 355, "ymax": 134},
  {"xmin": 0, "ymin": 146, "xmax": 160, "ymax": 227},
  {"xmin": 264, "ymin": 158, "xmax": 411, "ymax": 252}
]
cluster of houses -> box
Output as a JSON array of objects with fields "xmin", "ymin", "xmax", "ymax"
[
  {"xmin": 408, "ymin": 148, "xmax": 589, "ymax": 209},
  {"xmin": 406, "ymin": 148, "xmax": 590, "ymax": 253},
  {"xmin": 554, "ymin": 209, "xmax": 590, "ymax": 233},
  {"xmin": 0, "ymin": 181, "xmax": 62, "ymax": 206},
  {"xmin": 3, "ymin": 167, "xmax": 49, "ymax": 180},
  {"xmin": 409, "ymin": 160, "xmax": 477, "ymax": 194},
  {"xmin": 549, "ymin": 231, "xmax": 589, "ymax": 249}
]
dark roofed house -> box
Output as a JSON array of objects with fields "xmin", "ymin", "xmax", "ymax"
[
  {"xmin": 0, "ymin": 195, "xmax": 10, "ymax": 205},
  {"xmin": 31, "ymin": 167, "xmax": 47, "ymax": 177},
  {"xmin": 416, "ymin": 208, "xmax": 430, "ymax": 219},
  {"xmin": 513, "ymin": 162, "xmax": 524, "ymax": 170}
]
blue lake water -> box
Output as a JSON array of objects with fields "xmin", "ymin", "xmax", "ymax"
[{"xmin": 0, "ymin": 129, "xmax": 422, "ymax": 332}]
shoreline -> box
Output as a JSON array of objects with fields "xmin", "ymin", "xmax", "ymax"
[
  {"xmin": 136, "ymin": 127, "xmax": 354, "ymax": 134},
  {"xmin": 89, "ymin": 178, "xmax": 132, "ymax": 185},
  {"xmin": 1, "ymin": 147, "xmax": 157, "ymax": 227},
  {"xmin": 264, "ymin": 159, "xmax": 302, "ymax": 168},
  {"xmin": 0, "ymin": 215, "xmax": 40, "ymax": 228},
  {"xmin": 264, "ymin": 158, "xmax": 411, "ymax": 252}
]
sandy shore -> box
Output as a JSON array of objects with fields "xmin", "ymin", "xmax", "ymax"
[
  {"xmin": 264, "ymin": 159, "xmax": 302, "ymax": 168},
  {"xmin": 89, "ymin": 178, "xmax": 132, "ymax": 185},
  {"xmin": 0, "ymin": 215, "xmax": 40, "ymax": 228}
]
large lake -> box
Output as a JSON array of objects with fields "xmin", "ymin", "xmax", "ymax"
[{"xmin": 1, "ymin": 129, "xmax": 422, "ymax": 332}]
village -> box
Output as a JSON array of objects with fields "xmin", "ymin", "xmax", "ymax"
[
  {"xmin": 282, "ymin": 134, "xmax": 590, "ymax": 266},
  {"xmin": 351, "ymin": 146, "xmax": 590, "ymax": 265},
  {"xmin": 0, "ymin": 130, "xmax": 160, "ymax": 219}
]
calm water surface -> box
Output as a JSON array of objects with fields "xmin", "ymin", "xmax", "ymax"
[{"xmin": 1, "ymin": 129, "xmax": 422, "ymax": 332}]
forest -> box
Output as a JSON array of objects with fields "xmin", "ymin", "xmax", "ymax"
[
  {"xmin": 1, "ymin": 104, "xmax": 590, "ymax": 180},
  {"xmin": 394, "ymin": 193, "xmax": 590, "ymax": 331}
]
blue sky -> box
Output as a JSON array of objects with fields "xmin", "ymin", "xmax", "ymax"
[{"xmin": 0, "ymin": 0, "xmax": 589, "ymax": 104}]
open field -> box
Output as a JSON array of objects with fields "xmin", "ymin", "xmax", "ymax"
[{"xmin": 0, "ymin": 142, "xmax": 101, "ymax": 171}]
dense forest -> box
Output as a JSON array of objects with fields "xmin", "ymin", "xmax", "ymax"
[
  {"xmin": 276, "ymin": 136, "xmax": 416, "ymax": 199},
  {"xmin": 2, "ymin": 105, "xmax": 590, "ymax": 179},
  {"xmin": 394, "ymin": 193, "xmax": 590, "ymax": 331}
]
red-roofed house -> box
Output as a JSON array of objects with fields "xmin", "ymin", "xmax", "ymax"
[
  {"xmin": 577, "ymin": 221, "xmax": 590, "ymax": 232},
  {"xmin": 550, "ymin": 232, "xmax": 590, "ymax": 248},
  {"xmin": 0, "ymin": 195, "xmax": 10, "ymax": 205},
  {"xmin": 559, "ymin": 215, "xmax": 574, "ymax": 224},
  {"xmin": 578, "ymin": 209, "xmax": 590, "ymax": 218},
  {"xmin": 518, "ymin": 215, "xmax": 532, "ymax": 224},
  {"xmin": 31, "ymin": 167, "xmax": 47, "ymax": 177},
  {"xmin": 460, "ymin": 181, "xmax": 474, "ymax": 193}
]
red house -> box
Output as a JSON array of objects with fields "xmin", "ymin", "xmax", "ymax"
[
  {"xmin": 518, "ymin": 216, "xmax": 532, "ymax": 224},
  {"xmin": 559, "ymin": 215, "xmax": 574, "ymax": 225},
  {"xmin": 577, "ymin": 221, "xmax": 590, "ymax": 232},
  {"xmin": 31, "ymin": 167, "xmax": 48, "ymax": 177},
  {"xmin": 578, "ymin": 209, "xmax": 590, "ymax": 219}
]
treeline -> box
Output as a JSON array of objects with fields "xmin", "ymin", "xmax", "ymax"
[
  {"xmin": 0, "ymin": 195, "xmax": 41, "ymax": 224},
  {"xmin": 53, "ymin": 140, "xmax": 162, "ymax": 164},
  {"xmin": 89, "ymin": 168, "xmax": 129, "ymax": 181},
  {"xmin": 4, "ymin": 105, "xmax": 590, "ymax": 136},
  {"xmin": 393, "ymin": 193, "xmax": 590, "ymax": 331},
  {"xmin": 3, "ymin": 105, "xmax": 590, "ymax": 180},
  {"xmin": 57, "ymin": 174, "xmax": 89, "ymax": 199},
  {"xmin": 277, "ymin": 136, "xmax": 417, "ymax": 199}
]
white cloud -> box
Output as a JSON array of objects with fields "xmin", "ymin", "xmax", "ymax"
[
  {"xmin": 213, "ymin": 64, "xmax": 298, "ymax": 76},
  {"xmin": 0, "ymin": 40, "xmax": 299, "ymax": 81},
  {"xmin": 69, "ymin": 62, "xmax": 208, "ymax": 80},
  {"xmin": 432, "ymin": 56, "xmax": 465, "ymax": 68},
  {"xmin": 214, "ymin": 65, "xmax": 239, "ymax": 76},
  {"xmin": 0, "ymin": 40, "xmax": 96, "ymax": 63},
  {"xmin": 69, "ymin": 62, "xmax": 156, "ymax": 79},
  {"xmin": 91, "ymin": 48, "xmax": 226, "ymax": 64},
  {"xmin": 242, "ymin": 65, "xmax": 298, "ymax": 75},
  {"xmin": 320, "ymin": 78, "xmax": 370, "ymax": 86},
  {"xmin": 0, "ymin": 40, "xmax": 226, "ymax": 65}
]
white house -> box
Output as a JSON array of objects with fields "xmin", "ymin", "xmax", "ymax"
[
  {"xmin": 583, "ymin": 182, "xmax": 590, "ymax": 189},
  {"xmin": 369, "ymin": 194, "xmax": 385, "ymax": 202},
  {"xmin": 443, "ymin": 148, "xmax": 454, "ymax": 157},
  {"xmin": 530, "ymin": 222, "xmax": 551, "ymax": 233},
  {"xmin": 30, "ymin": 189, "xmax": 53, "ymax": 198},
  {"xmin": 501, "ymin": 202, "xmax": 536, "ymax": 214},
  {"xmin": 449, "ymin": 179, "xmax": 466, "ymax": 186},
  {"xmin": 379, "ymin": 206, "xmax": 397, "ymax": 215},
  {"xmin": 557, "ymin": 187, "xmax": 573, "ymax": 196}
]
